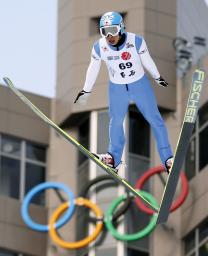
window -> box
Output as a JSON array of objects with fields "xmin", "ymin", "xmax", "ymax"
[
  {"xmin": 26, "ymin": 142, "xmax": 46, "ymax": 162},
  {"xmin": 0, "ymin": 249, "xmax": 17, "ymax": 256},
  {"xmin": 0, "ymin": 248, "xmax": 29, "ymax": 256},
  {"xmin": 25, "ymin": 163, "xmax": 45, "ymax": 205},
  {"xmin": 78, "ymin": 117, "xmax": 89, "ymax": 166},
  {"xmin": 1, "ymin": 135, "xmax": 21, "ymax": 156},
  {"xmin": 127, "ymin": 248, "xmax": 148, "ymax": 256},
  {"xmin": 0, "ymin": 156, "xmax": 20, "ymax": 199},
  {"xmin": 127, "ymin": 106, "xmax": 150, "ymax": 253},
  {"xmin": 129, "ymin": 107, "xmax": 150, "ymax": 157},
  {"xmin": 76, "ymin": 116, "xmax": 90, "ymax": 246},
  {"xmin": 185, "ymin": 102, "xmax": 208, "ymax": 180},
  {"xmin": 128, "ymin": 106, "xmax": 150, "ymax": 186},
  {"xmin": 0, "ymin": 134, "xmax": 46, "ymax": 205},
  {"xmin": 184, "ymin": 218, "xmax": 208, "ymax": 256}
]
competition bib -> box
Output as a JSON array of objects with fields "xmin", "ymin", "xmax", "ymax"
[{"xmin": 99, "ymin": 32, "xmax": 145, "ymax": 84}]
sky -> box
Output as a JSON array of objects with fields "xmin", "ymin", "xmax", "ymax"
[{"xmin": 0, "ymin": 0, "xmax": 57, "ymax": 98}]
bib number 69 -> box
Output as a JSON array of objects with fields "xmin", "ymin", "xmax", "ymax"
[{"xmin": 119, "ymin": 62, "xmax": 133, "ymax": 70}]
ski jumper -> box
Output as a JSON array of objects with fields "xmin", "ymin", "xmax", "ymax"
[{"xmin": 83, "ymin": 32, "xmax": 173, "ymax": 167}]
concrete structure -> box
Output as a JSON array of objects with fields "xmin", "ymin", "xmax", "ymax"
[
  {"xmin": 0, "ymin": 0, "xmax": 208, "ymax": 256},
  {"xmin": 0, "ymin": 86, "xmax": 50, "ymax": 255}
]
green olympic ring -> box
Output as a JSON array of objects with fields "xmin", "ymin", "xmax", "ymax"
[{"xmin": 104, "ymin": 190, "xmax": 158, "ymax": 241}]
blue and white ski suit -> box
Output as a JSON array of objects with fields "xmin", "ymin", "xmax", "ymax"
[{"xmin": 83, "ymin": 32, "xmax": 173, "ymax": 167}]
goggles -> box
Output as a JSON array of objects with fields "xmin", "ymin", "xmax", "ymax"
[{"xmin": 100, "ymin": 25, "xmax": 121, "ymax": 37}]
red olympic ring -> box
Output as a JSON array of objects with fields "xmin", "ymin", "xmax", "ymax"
[{"xmin": 135, "ymin": 165, "xmax": 189, "ymax": 215}]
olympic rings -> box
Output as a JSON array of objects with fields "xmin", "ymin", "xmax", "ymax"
[
  {"xmin": 49, "ymin": 198, "xmax": 103, "ymax": 249},
  {"xmin": 21, "ymin": 166, "xmax": 190, "ymax": 249},
  {"xmin": 104, "ymin": 191, "xmax": 158, "ymax": 241},
  {"xmin": 135, "ymin": 166, "xmax": 189, "ymax": 215},
  {"xmin": 79, "ymin": 175, "xmax": 131, "ymax": 222},
  {"xmin": 21, "ymin": 182, "xmax": 75, "ymax": 232}
]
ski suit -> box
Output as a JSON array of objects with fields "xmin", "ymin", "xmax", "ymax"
[{"xmin": 83, "ymin": 32, "xmax": 173, "ymax": 167}]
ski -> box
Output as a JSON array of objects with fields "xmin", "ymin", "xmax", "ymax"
[
  {"xmin": 156, "ymin": 69, "xmax": 205, "ymax": 224},
  {"xmin": 3, "ymin": 77, "xmax": 158, "ymax": 212}
]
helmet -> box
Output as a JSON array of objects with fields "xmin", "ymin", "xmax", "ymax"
[{"xmin": 99, "ymin": 11, "xmax": 125, "ymax": 37}]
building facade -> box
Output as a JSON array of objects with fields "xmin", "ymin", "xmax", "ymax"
[
  {"xmin": 0, "ymin": 86, "xmax": 50, "ymax": 255},
  {"xmin": 0, "ymin": 0, "xmax": 208, "ymax": 256}
]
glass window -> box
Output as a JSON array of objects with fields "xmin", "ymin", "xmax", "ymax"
[
  {"xmin": 127, "ymin": 202, "xmax": 150, "ymax": 250},
  {"xmin": 199, "ymin": 101, "xmax": 208, "ymax": 127},
  {"xmin": 76, "ymin": 199, "xmax": 89, "ymax": 242},
  {"xmin": 26, "ymin": 142, "xmax": 46, "ymax": 162},
  {"xmin": 199, "ymin": 242, "xmax": 208, "ymax": 256},
  {"xmin": 199, "ymin": 126, "xmax": 208, "ymax": 170},
  {"xmin": 127, "ymin": 248, "xmax": 148, "ymax": 256},
  {"xmin": 0, "ymin": 156, "xmax": 20, "ymax": 199},
  {"xmin": 184, "ymin": 218, "xmax": 208, "ymax": 256},
  {"xmin": 0, "ymin": 249, "xmax": 29, "ymax": 256},
  {"xmin": 184, "ymin": 231, "xmax": 195, "ymax": 254},
  {"xmin": 185, "ymin": 101, "xmax": 208, "ymax": 179},
  {"xmin": 78, "ymin": 117, "xmax": 89, "ymax": 166},
  {"xmin": 129, "ymin": 108, "xmax": 150, "ymax": 157},
  {"xmin": 25, "ymin": 163, "xmax": 45, "ymax": 205},
  {"xmin": 128, "ymin": 106, "xmax": 150, "ymax": 252},
  {"xmin": 1, "ymin": 135, "xmax": 21, "ymax": 156},
  {"xmin": 199, "ymin": 218, "xmax": 208, "ymax": 242},
  {"xmin": 189, "ymin": 253, "xmax": 195, "ymax": 256},
  {"xmin": 0, "ymin": 134, "xmax": 46, "ymax": 205},
  {"xmin": 0, "ymin": 248, "xmax": 18, "ymax": 255},
  {"xmin": 185, "ymin": 138, "xmax": 196, "ymax": 180}
]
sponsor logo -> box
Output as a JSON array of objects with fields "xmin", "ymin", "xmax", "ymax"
[
  {"xmin": 121, "ymin": 52, "xmax": 131, "ymax": 60},
  {"xmin": 184, "ymin": 70, "xmax": 205, "ymax": 123},
  {"xmin": 102, "ymin": 46, "xmax": 108, "ymax": 52},
  {"xmin": 92, "ymin": 54, "xmax": 99, "ymax": 60},
  {"xmin": 101, "ymin": 14, "xmax": 114, "ymax": 26},
  {"xmin": 107, "ymin": 56, "xmax": 120, "ymax": 61},
  {"xmin": 109, "ymin": 66, "xmax": 116, "ymax": 77},
  {"xmin": 139, "ymin": 48, "xmax": 148, "ymax": 54},
  {"xmin": 126, "ymin": 42, "xmax": 134, "ymax": 49}
]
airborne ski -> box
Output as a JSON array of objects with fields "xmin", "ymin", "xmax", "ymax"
[
  {"xmin": 156, "ymin": 69, "xmax": 205, "ymax": 224},
  {"xmin": 3, "ymin": 77, "xmax": 158, "ymax": 212}
]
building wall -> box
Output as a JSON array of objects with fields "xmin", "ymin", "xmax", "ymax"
[
  {"xmin": 0, "ymin": 86, "xmax": 50, "ymax": 144},
  {"xmin": 0, "ymin": 85, "xmax": 50, "ymax": 255},
  {"xmin": 0, "ymin": 196, "xmax": 47, "ymax": 256}
]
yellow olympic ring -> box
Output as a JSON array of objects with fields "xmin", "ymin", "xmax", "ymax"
[{"xmin": 49, "ymin": 197, "xmax": 103, "ymax": 249}]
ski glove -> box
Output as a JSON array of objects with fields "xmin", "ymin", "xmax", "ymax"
[
  {"xmin": 74, "ymin": 90, "xmax": 91, "ymax": 105},
  {"xmin": 155, "ymin": 76, "xmax": 168, "ymax": 87}
]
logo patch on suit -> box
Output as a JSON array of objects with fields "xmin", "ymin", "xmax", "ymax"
[
  {"xmin": 92, "ymin": 54, "xmax": 99, "ymax": 60},
  {"xmin": 102, "ymin": 46, "xmax": 108, "ymax": 52},
  {"xmin": 126, "ymin": 42, "xmax": 134, "ymax": 49},
  {"xmin": 121, "ymin": 52, "xmax": 131, "ymax": 60},
  {"xmin": 139, "ymin": 48, "xmax": 147, "ymax": 54},
  {"xmin": 107, "ymin": 56, "xmax": 120, "ymax": 61},
  {"xmin": 109, "ymin": 66, "xmax": 116, "ymax": 77}
]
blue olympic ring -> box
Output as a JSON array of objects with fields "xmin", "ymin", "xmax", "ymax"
[{"xmin": 21, "ymin": 182, "xmax": 75, "ymax": 232}]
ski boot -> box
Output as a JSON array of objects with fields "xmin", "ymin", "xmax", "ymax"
[
  {"xmin": 165, "ymin": 157, "xmax": 174, "ymax": 174},
  {"xmin": 93, "ymin": 152, "xmax": 119, "ymax": 174}
]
